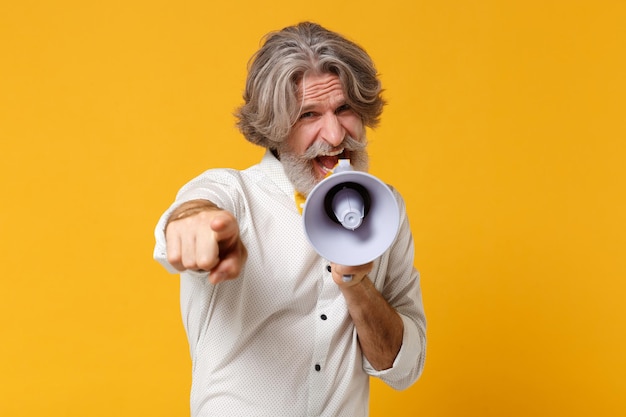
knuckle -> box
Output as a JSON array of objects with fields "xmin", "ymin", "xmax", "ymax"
[
  {"xmin": 197, "ymin": 247, "xmax": 219, "ymax": 269},
  {"xmin": 182, "ymin": 260, "xmax": 199, "ymax": 271},
  {"xmin": 166, "ymin": 251, "xmax": 181, "ymax": 266}
]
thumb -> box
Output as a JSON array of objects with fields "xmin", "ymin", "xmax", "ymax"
[
  {"xmin": 210, "ymin": 211, "xmax": 240, "ymax": 250},
  {"xmin": 207, "ymin": 211, "xmax": 247, "ymax": 283}
]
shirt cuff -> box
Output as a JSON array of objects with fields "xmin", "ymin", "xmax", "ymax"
[
  {"xmin": 362, "ymin": 313, "xmax": 424, "ymax": 389},
  {"xmin": 153, "ymin": 202, "xmax": 183, "ymax": 274}
]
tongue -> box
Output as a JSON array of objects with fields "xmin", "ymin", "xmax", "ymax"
[{"xmin": 317, "ymin": 155, "xmax": 339, "ymax": 170}]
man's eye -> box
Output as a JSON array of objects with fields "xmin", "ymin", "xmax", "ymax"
[
  {"xmin": 299, "ymin": 112, "xmax": 315, "ymax": 119},
  {"xmin": 336, "ymin": 104, "xmax": 351, "ymax": 113}
]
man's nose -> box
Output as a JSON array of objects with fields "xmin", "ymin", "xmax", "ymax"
[{"xmin": 320, "ymin": 113, "xmax": 345, "ymax": 147}]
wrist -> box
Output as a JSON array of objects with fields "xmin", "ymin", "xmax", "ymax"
[{"xmin": 167, "ymin": 200, "xmax": 219, "ymax": 225}]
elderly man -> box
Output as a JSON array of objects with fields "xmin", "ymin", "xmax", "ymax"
[{"xmin": 154, "ymin": 21, "xmax": 426, "ymax": 417}]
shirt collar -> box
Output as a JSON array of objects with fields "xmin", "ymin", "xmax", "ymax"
[{"xmin": 258, "ymin": 149, "xmax": 295, "ymax": 198}]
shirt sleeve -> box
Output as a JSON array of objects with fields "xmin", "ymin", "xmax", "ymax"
[
  {"xmin": 362, "ymin": 286, "xmax": 426, "ymax": 390},
  {"xmin": 153, "ymin": 168, "xmax": 243, "ymax": 274},
  {"xmin": 153, "ymin": 201, "xmax": 181, "ymax": 274},
  {"xmin": 362, "ymin": 189, "xmax": 427, "ymax": 390}
]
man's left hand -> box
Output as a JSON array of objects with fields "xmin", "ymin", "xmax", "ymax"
[{"xmin": 329, "ymin": 262, "xmax": 374, "ymax": 288}]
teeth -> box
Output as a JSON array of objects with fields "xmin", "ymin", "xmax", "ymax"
[
  {"xmin": 320, "ymin": 148, "xmax": 344, "ymax": 157},
  {"xmin": 315, "ymin": 147, "xmax": 345, "ymax": 176},
  {"xmin": 321, "ymin": 165, "xmax": 332, "ymax": 174}
]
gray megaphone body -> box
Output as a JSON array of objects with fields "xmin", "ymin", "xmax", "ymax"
[{"xmin": 302, "ymin": 160, "xmax": 400, "ymax": 267}]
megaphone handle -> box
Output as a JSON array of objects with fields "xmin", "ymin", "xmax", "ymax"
[{"xmin": 342, "ymin": 274, "xmax": 353, "ymax": 282}]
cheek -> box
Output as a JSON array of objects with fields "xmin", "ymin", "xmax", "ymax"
[
  {"xmin": 287, "ymin": 127, "xmax": 316, "ymax": 155},
  {"xmin": 355, "ymin": 123, "xmax": 365, "ymax": 139},
  {"xmin": 345, "ymin": 117, "xmax": 365, "ymax": 139}
]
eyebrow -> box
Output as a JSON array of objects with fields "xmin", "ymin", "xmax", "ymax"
[
  {"xmin": 298, "ymin": 99, "xmax": 348, "ymax": 114},
  {"xmin": 299, "ymin": 103, "xmax": 317, "ymax": 113}
]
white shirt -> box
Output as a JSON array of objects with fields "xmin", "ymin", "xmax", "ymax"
[{"xmin": 154, "ymin": 151, "xmax": 426, "ymax": 417}]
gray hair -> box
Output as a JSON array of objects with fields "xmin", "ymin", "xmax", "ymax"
[{"xmin": 235, "ymin": 22, "xmax": 385, "ymax": 149}]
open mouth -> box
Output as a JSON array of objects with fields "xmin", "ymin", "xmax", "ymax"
[{"xmin": 315, "ymin": 148, "xmax": 349, "ymax": 176}]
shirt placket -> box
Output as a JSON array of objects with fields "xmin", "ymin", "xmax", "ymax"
[{"xmin": 306, "ymin": 260, "xmax": 341, "ymax": 416}]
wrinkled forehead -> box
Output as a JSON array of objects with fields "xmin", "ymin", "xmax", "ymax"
[{"xmin": 296, "ymin": 72, "xmax": 346, "ymax": 104}]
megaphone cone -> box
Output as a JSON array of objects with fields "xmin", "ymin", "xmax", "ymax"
[{"xmin": 302, "ymin": 161, "xmax": 400, "ymax": 266}]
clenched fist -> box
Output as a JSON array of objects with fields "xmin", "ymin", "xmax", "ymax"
[{"xmin": 165, "ymin": 200, "xmax": 247, "ymax": 284}]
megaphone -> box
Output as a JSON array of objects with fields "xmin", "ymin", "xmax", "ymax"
[{"xmin": 302, "ymin": 160, "xmax": 400, "ymax": 266}]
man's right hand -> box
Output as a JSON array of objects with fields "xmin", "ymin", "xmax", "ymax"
[{"xmin": 165, "ymin": 200, "xmax": 247, "ymax": 284}]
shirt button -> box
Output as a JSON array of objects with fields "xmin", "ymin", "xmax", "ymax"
[
  {"xmin": 326, "ymin": 264, "xmax": 331, "ymax": 273},
  {"xmin": 320, "ymin": 314, "xmax": 327, "ymax": 320},
  {"xmin": 315, "ymin": 364, "xmax": 321, "ymax": 372}
]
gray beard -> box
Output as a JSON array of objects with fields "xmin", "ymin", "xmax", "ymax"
[{"xmin": 278, "ymin": 139, "xmax": 369, "ymax": 197}]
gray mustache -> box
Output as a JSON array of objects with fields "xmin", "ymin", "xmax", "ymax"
[{"xmin": 302, "ymin": 136, "xmax": 367, "ymax": 160}]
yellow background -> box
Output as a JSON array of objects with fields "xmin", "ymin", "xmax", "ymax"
[{"xmin": 1, "ymin": 1, "xmax": 625, "ymax": 415}]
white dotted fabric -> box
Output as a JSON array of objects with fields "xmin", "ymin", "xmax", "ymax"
[{"xmin": 153, "ymin": 151, "xmax": 426, "ymax": 417}]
